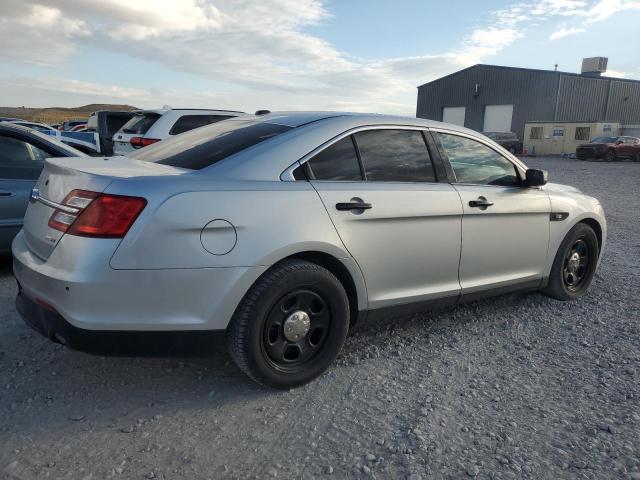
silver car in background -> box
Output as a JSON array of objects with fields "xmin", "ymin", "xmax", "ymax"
[{"xmin": 13, "ymin": 112, "xmax": 606, "ymax": 388}]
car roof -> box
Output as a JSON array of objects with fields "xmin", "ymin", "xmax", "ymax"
[
  {"xmin": 237, "ymin": 111, "xmax": 478, "ymax": 133},
  {"xmin": 0, "ymin": 122, "xmax": 85, "ymax": 155},
  {"xmin": 136, "ymin": 109, "xmax": 244, "ymax": 115},
  {"xmin": 209, "ymin": 111, "xmax": 516, "ymax": 181}
]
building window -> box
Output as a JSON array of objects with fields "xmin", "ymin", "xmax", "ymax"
[
  {"xmin": 552, "ymin": 129, "xmax": 564, "ymax": 137},
  {"xmin": 530, "ymin": 127, "xmax": 543, "ymax": 140},
  {"xmin": 575, "ymin": 127, "xmax": 591, "ymax": 141}
]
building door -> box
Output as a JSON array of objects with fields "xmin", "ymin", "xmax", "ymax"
[
  {"xmin": 442, "ymin": 107, "xmax": 466, "ymax": 127},
  {"xmin": 483, "ymin": 104, "xmax": 514, "ymax": 132}
]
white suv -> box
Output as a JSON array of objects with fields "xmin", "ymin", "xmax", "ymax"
[{"xmin": 112, "ymin": 108, "xmax": 243, "ymax": 155}]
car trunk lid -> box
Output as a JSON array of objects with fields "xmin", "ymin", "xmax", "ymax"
[{"xmin": 23, "ymin": 155, "xmax": 184, "ymax": 260}]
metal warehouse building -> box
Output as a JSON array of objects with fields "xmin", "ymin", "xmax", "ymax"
[{"xmin": 416, "ymin": 60, "xmax": 640, "ymax": 143}]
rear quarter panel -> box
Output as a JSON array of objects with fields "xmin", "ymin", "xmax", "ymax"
[{"xmin": 109, "ymin": 179, "xmax": 352, "ymax": 270}]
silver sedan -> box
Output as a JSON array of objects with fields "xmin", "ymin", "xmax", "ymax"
[{"xmin": 13, "ymin": 112, "xmax": 606, "ymax": 388}]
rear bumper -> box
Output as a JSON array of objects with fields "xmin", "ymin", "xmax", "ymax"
[
  {"xmin": 15, "ymin": 287, "xmax": 225, "ymax": 353},
  {"xmin": 12, "ymin": 230, "xmax": 266, "ymax": 332}
]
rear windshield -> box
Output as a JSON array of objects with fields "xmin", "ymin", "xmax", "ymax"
[
  {"xmin": 129, "ymin": 119, "xmax": 293, "ymax": 170},
  {"xmin": 591, "ymin": 136, "xmax": 617, "ymax": 143},
  {"xmin": 107, "ymin": 113, "xmax": 135, "ymax": 137},
  {"xmin": 121, "ymin": 113, "xmax": 161, "ymax": 134}
]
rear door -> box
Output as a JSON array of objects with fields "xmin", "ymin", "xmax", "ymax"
[
  {"xmin": 0, "ymin": 133, "xmax": 49, "ymax": 252},
  {"xmin": 434, "ymin": 130, "xmax": 550, "ymax": 294},
  {"xmin": 307, "ymin": 128, "xmax": 463, "ymax": 309}
]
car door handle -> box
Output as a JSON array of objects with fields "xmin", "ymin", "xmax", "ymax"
[
  {"xmin": 0, "ymin": 191, "xmax": 15, "ymax": 197},
  {"xmin": 468, "ymin": 197, "xmax": 494, "ymax": 208},
  {"xmin": 336, "ymin": 201, "xmax": 372, "ymax": 211}
]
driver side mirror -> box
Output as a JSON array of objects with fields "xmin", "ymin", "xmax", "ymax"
[
  {"xmin": 615, "ymin": 140, "xmax": 624, "ymax": 145},
  {"xmin": 524, "ymin": 168, "xmax": 548, "ymax": 187}
]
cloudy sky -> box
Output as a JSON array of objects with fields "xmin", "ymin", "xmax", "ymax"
[{"xmin": 0, "ymin": 0, "xmax": 639, "ymax": 115}]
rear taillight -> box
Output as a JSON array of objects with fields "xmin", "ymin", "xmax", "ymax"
[
  {"xmin": 130, "ymin": 137, "xmax": 160, "ymax": 149},
  {"xmin": 48, "ymin": 189, "xmax": 146, "ymax": 238}
]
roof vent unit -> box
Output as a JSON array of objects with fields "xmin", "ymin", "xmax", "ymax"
[{"xmin": 581, "ymin": 57, "xmax": 608, "ymax": 77}]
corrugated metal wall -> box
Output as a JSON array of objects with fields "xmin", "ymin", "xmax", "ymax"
[
  {"xmin": 417, "ymin": 65, "xmax": 640, "ymax": 141},
  {"xmin": 606, "ymin": 81, "xmax": 640, "ymax": 124},
  {"xmin": 555, "ymin": 75, "xmax": 609, "ymax": 121}
]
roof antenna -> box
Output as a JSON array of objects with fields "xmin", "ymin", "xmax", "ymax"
[{"xmin": 554, "ymin": 64, "xmax": 558, "ymax": 71}]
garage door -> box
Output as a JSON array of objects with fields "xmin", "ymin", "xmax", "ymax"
[
  {"xmin": 483, "ymin": 104, "xmax": 513, "ymax": 132},
  {"xmin": 442, "ymin": 107, "xmax": 466, "ymax": 127}
]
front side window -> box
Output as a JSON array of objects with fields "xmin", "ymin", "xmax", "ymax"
[
  {"xmin": 354, "ymin": 129, "xmax": 435, "ymax": 182},
  {"xmin": 437, "ymin": 133, "xmax": 520, "ymax": 187},
  {"xmin": 307, "ymin": 136, "xmax": 362, "ymax": 181},
  {"xmin": 0, "ymin": 135, "xmax": 49, "ymax": 179},
  {"xmin": 130, "ymin": 119, "xmax": 292, "ymax": 170}
]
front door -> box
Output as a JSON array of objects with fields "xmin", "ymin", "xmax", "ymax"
[
  {"xmin": 435, "ymin": 131, "xmax": 551, "ymax": 294},
  {"xmin": 307, "ymin": 128, "xmax": 463, "ymax": 309}
]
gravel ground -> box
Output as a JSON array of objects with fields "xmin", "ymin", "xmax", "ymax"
[{"xmin": 1, "ymin": 156, "xmax": 639, "ymax": 480}]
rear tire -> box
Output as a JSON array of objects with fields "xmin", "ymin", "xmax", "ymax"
[
  {"xmin": 605, "ymin": 150, "xmax": 617, "ymax": 162},
  {"xmin": 226, "ymin": 259, "xmax": 350, "ymax": 389},
  {"xmin": 542, "ymin": 223, "xmax": 599, "ymax": 301}
]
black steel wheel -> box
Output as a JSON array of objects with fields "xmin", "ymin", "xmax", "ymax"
[
  {"xmin": 562, "ymin": 239, "xmax": 591, "ymax": 292},
  {"xmin": 543, "ymin": 223, "xmax": 599, "ymax": 300},
  {"xmin": 226, "ymin": 259, "xmax": 350, "ymax": 389},
  {"xmin": 262, "ymin": 289, "xmax": 332, "ymax": 372}
]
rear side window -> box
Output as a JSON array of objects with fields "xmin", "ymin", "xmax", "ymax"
[
  {"xmin": 0, "ymin": 135, "xmax": 48, "ymax": 179},
  {"xmin": 130, "ymin": 120, "xmax": 292, "ymax": 170},
  {"xmin": 354, "ymin": 129, "xmax": 436, "ymax": 182},
  {"xmin": 169, "ymin": 115, "xmax": 233, "ymax": 135},
  {"xmin": 307, "ymin": 137, "xmax": 362, "ymax": 181},
  {"xmin": 121, "ymin": 113, "xmax": 161, "ymax": 134}
]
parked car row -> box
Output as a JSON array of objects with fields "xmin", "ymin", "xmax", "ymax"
[
  {"xmin": 0, "ymin": 123, "xmax": 86, "ymax": 253},
  {"xmin": 111, "ymin": 108, "xmax": 243, "ymax": 155},
  {"xmin": 576, "ymin": 135, "xmax": 640, "ymax": 161},
  {"xmin": 1, "ymin": 107, "xmax": 248, "ymax": 252}
]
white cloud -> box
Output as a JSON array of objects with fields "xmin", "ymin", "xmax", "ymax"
[
  {"xmin": 0, "ymin": 0, "xmax": 637, "ymax": 115},
  {"xmin": 550, "ymin": 26, "xmax": 586, "ymax": 39}
]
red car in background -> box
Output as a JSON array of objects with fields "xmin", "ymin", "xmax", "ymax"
[{"xmin": 576, "ymin": 136, "xmax": 640, "ymax": 161}]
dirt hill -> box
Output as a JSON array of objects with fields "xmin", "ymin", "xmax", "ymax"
[{"xmin": 0, "ymin": 104, "xmax": 138, "ymax": 125}]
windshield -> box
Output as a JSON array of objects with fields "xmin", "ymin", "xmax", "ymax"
[
  {"xmin": 590, "ymin": 136, "xmax": 618, "ymax": 144},
  {"xmin": 129, "ymin": 119, "xmax": 293, "ymax": 170},
  {"xmin": 121, "ymin": 113, "xmax": 161, "ymax": 134}
]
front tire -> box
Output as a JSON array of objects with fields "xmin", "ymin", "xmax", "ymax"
[
  {"xmin": 226, "ymin": 259, "xmax": 350, "ymax": 389},
  {"xmin": 543, "ymin": 223, "xmax": 599, "ymax": 301}
]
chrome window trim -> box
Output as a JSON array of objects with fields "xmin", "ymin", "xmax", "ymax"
[{"xmin": 280, "ymin": 124, "xmax": 433, "ymax": 182}]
